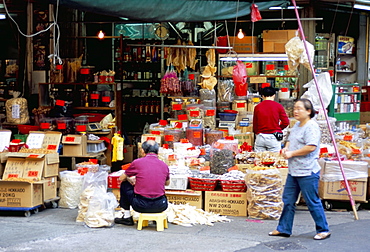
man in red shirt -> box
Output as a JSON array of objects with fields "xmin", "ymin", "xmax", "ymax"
[
  {"xmin": 115, "ymin": 140, "xmax": 170, "ymax": 226},
  {"xmin": 253, "ymin": 86, "xmax": 290, "ymax": 152}
]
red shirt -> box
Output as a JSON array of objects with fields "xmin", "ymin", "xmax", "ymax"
[
  {"xmin": 253, "ymin": 100, "xmax": 289, "ymax": 135},
  {"xmin": 125, "ymin": 153, "xmax": 170, "ymax": 198}
]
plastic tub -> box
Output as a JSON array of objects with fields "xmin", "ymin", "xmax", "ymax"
[
  {"xmin": 219, "ymin": 113, "xmax": 237, "ymax": 121},
  {"xmin": 40, "ymin": 117, "xmax": 56, "ymax": 131},
  {"xmin": 56, "ymin": 117, "xmax": 74, "ymax": 135}
]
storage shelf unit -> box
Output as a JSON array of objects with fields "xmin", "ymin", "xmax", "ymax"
[{"xmin": 328, "ymin": 83, "xmax": 361, "ymax": 122}]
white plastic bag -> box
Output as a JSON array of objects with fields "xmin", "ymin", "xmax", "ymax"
[
  {"xmin": 59, "ymin": 171, "xmax": 84, "ymax": 209},
  {"xmin": 285, "ymin": 35, "xmax": 315, "ymax": 72},
  {"xmin": 301, "ymin": 72, "xmax": 333, "ymax": 111}
]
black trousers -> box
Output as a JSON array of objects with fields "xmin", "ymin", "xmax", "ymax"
[{"xmin": 119, "ymin": 181, "xmax": 168, "ymax": 213}]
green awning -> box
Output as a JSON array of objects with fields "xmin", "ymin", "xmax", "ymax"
[{"xmin": 53, "ymin": 0, "xmax": 289, "ymax": 22}]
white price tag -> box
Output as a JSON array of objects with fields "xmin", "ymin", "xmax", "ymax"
[{"xmin": 12, "ymin": 104, "xmax": 20, "ymax": 119}]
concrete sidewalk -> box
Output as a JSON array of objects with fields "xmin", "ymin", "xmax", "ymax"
[{"xmin": 0, "ymin": 205, "xmax": 369, "ymax": 252}]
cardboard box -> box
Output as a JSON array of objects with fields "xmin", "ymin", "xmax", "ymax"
[
  {"xmin": 319, "ymin": 178, "xmax": 367, "ymax": 202},
  {"xmin": 3, "ymin": 153, "xmax": 59, "ymax": 179},
  {"xmin": 111, "ymin": 188, "xmax": 120, "ymax": 202},
  {"xmin": 26, "ymin": 131, "xmax": 62, "ymax": 152},
  {"xmin": 124, "ymin": 145, "xmax": 134, "ymax": 163},
  {"xmin": 360, "ymin": 112, "xmax": 370, "ymax": 124},
  {"xmin": 204, "ymin": 191, "xmax": 248, "ymax": 216},
  {"xmin": 62, "ymin": 134, "xmax": 87, "ymax": 156},
  {"xmin": 0, "ymin": 181, "xmax": 43, "ymax": 208},
  {"xmin": 42, "ymin": 176, "xmax": 57, "ymax": 201},
  {"xmin": 233, "ymin": 133, "xmax": 254, "ymax": 147},
  {"xmin": 229, "ymin": 36, "xmax": 258, "ymax": 53},
  {"xmin": 166, "ymin": 190, "xmax": 202, "ymax": 209},
  {"xmin": 262, "ymin": 29, "xmax": 297, "ymax": 42}
]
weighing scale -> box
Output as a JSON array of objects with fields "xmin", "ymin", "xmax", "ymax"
[{"xmin": 218, "ymin": 120, "xmax": 236, "ymax": 129}]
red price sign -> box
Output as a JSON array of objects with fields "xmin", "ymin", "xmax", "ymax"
[
  {"xmin": 28, "ymin": 154, "xmax": 39, "ymax": 158},
  {"xmin": 245, "ymin": 63, "xmax": 253, "ymax": 68},
  {"xmin": 151, "ymin": 131, "xmax": 161, "ymax": 135},
  {"xmin": 102, "ymin": 96, "xmax": 111, "ymax": 102},
  {"xmin": 8, "ymin": 174, "xmax": 19, "ymax": 178},
  {"xmin": 193, "ymin": 131, "xmax": 201, "ymax": 138},
  {"xmin": 159, "ymin": 120, "xmax": 167, "ymax": 126},
  {"xmin": 284, "ymin": 65, "xmax": 289, "ymax": 70},
  {"xmin": 343, "ymin": 135, "xmax": 353, "ymax": 141},
  {"xmin": 178, "ymin": 114, "xmax": 188, "ymax": 120},
  {"xmin": 58, "ymin": 123, "xmax": 66, "ymax": 130},
  {"xmin": 237, "ymin": 103, "xmax": 245, "ymax": 108},
  {"xmin": 206, "ymin": 110, "xmax": 215, "ymax": 116},
  {"xmin": 147, "ymin": 137, "xmax": 156, "ymax": 141},
  {"xmin": 55, "ymin": 100, "xmax": 65, "ymax": 106},
  {"xmin": 65, "ymin": 136, "xmax": 75, "ymax": 142},
  {"xmin": 76, "ymin": 125, "xmax": 87, "ymax": 132},
  {"xmin": 27, "ymin": 171, "xmax": 39, "ymax": 177},
  {"xmin": 164, "ymin": 135, "xmax": 174, "ymax": 141},
  {"xmin": 90, "ymin": 93, "xmax": 100, "ymax": 100},
  {"xmin": 190, "ymin": 110, "xmax": 200, "ymax": 117},
  {"xmin": 266, "ymin": 64, "xmax": 275, "ymax": 70},
  {"xmin": 172, "ymin": 104, "xmax": 182, "ymax": 111},
  {"xmin": 47, "ymin": 145, "xmax": 57, "ymax": 150},
  {"xmin": 40, "ymin": 123, "xmax": 50, "ymax": 129}
]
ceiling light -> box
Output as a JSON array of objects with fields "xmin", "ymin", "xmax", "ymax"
[
  {"xmin": 97, "ymin": 30, "xmax": 105, "ymax": 39},
  {"xmin": 269, "ymin": 6, "xmax": 302, "ymax": 10},
  {"xmin": 0, "ymin": 14, "xmax": 5, "ymax": 19},
  {"xmin": 237, "ymin": 29, "xmax": 244, "ymax": 39},
  {"xmin": 0, "ymin": 4, "xmax": 4, "ymax": 9},
  {"xmin": 354, "ymin": 4, "xmax": 370, "ymax": 11}
]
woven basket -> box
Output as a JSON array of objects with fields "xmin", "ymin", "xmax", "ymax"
[
  {"xmin": 220, "ymin": 179, "xmax": 247, "ymax": 192},
  {"xmin": 188, "ymin": 177, "xmax": 218, "ymax": 191}
]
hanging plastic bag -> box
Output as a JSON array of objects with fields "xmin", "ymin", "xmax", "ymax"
[
  {"xmin": 216, "ymin": 36, "xmax": 229, "ymax": 54},
  {"xmin": 251, "ymin": 4, "xmax": 262, "ymax": 22},
  {"xmin": 301, "ymin": 72, "xmax": 333, "ymax": 111},
  {"xmin": 285, "ymin": 34, "xmax": 315, "ymax": 72},
  {"xmin": 233, "ymin": 61, "xmax": 248, "ymax": 96}
]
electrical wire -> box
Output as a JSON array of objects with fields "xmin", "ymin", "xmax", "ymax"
[
  {"xmin": 232, "ymin": 0, "xmax": 240, "ymax": 50},
  {"xmin": 3, "ymin": 0, "xmax": 62, "ymax": 66}
]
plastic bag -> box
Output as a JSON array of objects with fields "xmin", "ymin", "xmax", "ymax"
[
  {"xmin": 285, "ymin": 35, "xmax": 314, "ymax": 72},
  {"xmin": 77, "ymin": 171, "xmax": 109, "ymax": 222},
  {"xmin": 59, "ymin": 171, "xmax": 84, "ymax": 209},
  {"xmin": 232, "ymin": 61, "xmax": 247, "ymax": 96},
  {"xmin": 217, "ymin": 80, "xmax": 234, "ymax": 102},
  {"xmin": 5, "ymin": 92, "xmax": 30, "ymax": 124},
  {"xmin": 216, "ymin": 36, "xmax": 229, "ymax": 54},
  {"xmin": 245, "ymin": 166, "xmax": 283, "ymax": 220},
  {"xmin": 301, "ymin": 72, "xmax": 333, "ymax": 111},
  {"xmin": 251, "ymin": 4, "xmax": 262, "ymax": 22},
  {"xmin": 84, "ymin": 188, "xmax": 118, "ymax": 228}
]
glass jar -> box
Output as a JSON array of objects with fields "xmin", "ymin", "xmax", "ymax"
[
  {"xmin": 163, "ymin": 129, "xmax": 184, "ymax": 149},
  {"xmin": 186, "ymin": 128, "xmax": 203, "ymax": 146},
  {"xmin": 49, "ymin": 87, "xmax": 59, "ymax": 106},
  {"xmin": 40, "ymin": 117, "xmax": 56, "ymax": 131},
  {"xmin": 0, "ymin": 82, "xmax": 6, "ymax": 99},
  {"xmin": 205, "ymin": 130, "xmax": 224, "ymax": 145},
  {"xmin": 100, "ymin": 90, "xmax": 112, "ymax": 107},
  {"xmin": 56, "ymin": 117, "xmax": 74, "ymax": 135},
  {"xmin": 89, "ymin": 91, "xmax": 100, "ymax": 107},
  {"xmin": 74, "ymin": 116, "xmax": 89, "ymax": 132},
  {"xmin": 170, "ymin": 98, "xmax": 185, "ymax": 119},
  {"xmin": 78, "ymin": 88, "xmax": 89, "ymax": 107}
]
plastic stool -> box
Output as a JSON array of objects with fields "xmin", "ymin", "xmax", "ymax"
[{"xmin": 137, "ymin": 212, "xmax": 168, "ymax": 231}]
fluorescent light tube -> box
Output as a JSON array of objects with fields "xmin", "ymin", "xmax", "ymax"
[
  {"xmin": 354, "ymin": 4, "xmax": 370, "ymax": 11},
  {"xmin": 0, "ymin": 14, "xmax": 6, "ymax": 19}
]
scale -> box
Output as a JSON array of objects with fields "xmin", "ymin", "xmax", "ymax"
[{"xmin": 218, "ymin": 120, "xmax": 236, "ymax": 129}]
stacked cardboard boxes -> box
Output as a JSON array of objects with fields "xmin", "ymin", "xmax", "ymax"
[{"xmin": 262, "ymin": 30, "xmax": 297, "ymax": 53}]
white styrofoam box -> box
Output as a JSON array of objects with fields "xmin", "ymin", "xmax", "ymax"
[{"xmin": 165, "ymin": 175, "xmax": 188, "ymax": 190}]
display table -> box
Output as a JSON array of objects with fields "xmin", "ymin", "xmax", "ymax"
[{"xmin": 60, "ymin": 152, "xmax": 106, "ymax": 170}]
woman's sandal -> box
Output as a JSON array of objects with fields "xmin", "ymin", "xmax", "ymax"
[
  {"xmin": 313, "ymin": 232, "xmax": 331, "ymax": 240},
  {"xmin": 268, "ymin": 230, "xmax": 291, "ymax": 237}
]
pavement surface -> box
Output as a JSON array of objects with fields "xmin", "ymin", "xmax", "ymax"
[{"xmin": 1, "ymin": 203, "xmax": 370, "ymax": 252}]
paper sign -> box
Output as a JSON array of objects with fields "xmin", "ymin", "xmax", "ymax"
[
  {"xmin": 47, "ymin": 145, "xmax": 57, "ymax": 150},
  {"xmin": 58, "ymin": 123, "xmax": 67, "ymax": 130},
  {"xmin": 190, "ymin": 111, "xmax": 200, "ymax": 117},
  {"xmin": 206, "ymin": 110, "xmax": 215, "ymax": 116},
  {"xmin": 76, "ymin": 125, "xmax": 87, "ymax": 132},
  {"xmin": 91, "ymin": 93, "xmax": 100, "ymax": 99},
  {"xmin": 284, "ymin": 65, "xmax": 289, "ymax": 70},
  {"xmin": 159, "ymin": 120, "xmax": 167, "ymax": 126},
  {"xmin": 147, "ymin": 137, "xmax": 156, "ymax": 141},
  {"xmin": 40, "ymin": 123, "xmax": 50, "ymax": 129},
  {"xmin": 102, "ymin": 96, "xmax": 111, "ymax": 102},
  {"xmin": 245, "ymin": 63, "xmax": 253, "ymax": 68},
  {"xmin": 55, "ymin": 100, "xmax": 65, "ymax": 106},
  {"xmin": 237, "ymin": 103, "xmax": 245, "ymax": 108},
  {"xmin": 266, "ymin": 64, "xmax": 275, "ymax": 70},
  {"xmin": 178, "ymin": 114, "xmax": 188, "ymax": 120},
  {"xmin": 164, "ymin": 135, "xmax": 174, "ymax": 141},
  {"xmin": 151, "ymin": 131, "xmax": 161, "ymax": 135},
  {"xmin": 65, "ymin": 136, "xmax": 75, "ymax": 142},
  {"xmin": 193, "ymin": 132, "xmax": 201, "ymax": 138},
  {"xmin": 172, "ymin": 104, "xmax": 182, "ymax": 110}
]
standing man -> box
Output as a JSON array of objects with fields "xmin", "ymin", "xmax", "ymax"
[
  {"xmin": 115, "ymin": 140, "xmax": 170, "ymax": 226},
  {"xmin": 253, "ymin": 86, "xmax": 290, "ymax": 152}
]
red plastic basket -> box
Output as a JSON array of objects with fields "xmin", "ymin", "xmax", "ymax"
[
  {"xmin": 17, "ymin": 125, "xmax": 40, "ymax": 134},
  {"xmin": 188, "ymin": 177, "xmax": 218, "ymax": 191},
  {"xmin": 220, "ymin": 180, "xmax": 247, "ymax": 192}
]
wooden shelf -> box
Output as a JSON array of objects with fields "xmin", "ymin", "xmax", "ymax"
[{"xmin": 74, "ymin": 107, "xmax": 115, "ymax": 110}]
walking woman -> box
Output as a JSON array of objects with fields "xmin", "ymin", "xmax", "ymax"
[{"xmin": 269, "ymin": 98, "xmax": 331, "ymax": 240}]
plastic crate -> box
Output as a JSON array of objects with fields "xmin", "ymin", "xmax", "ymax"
[
  {"xmin": 188, "ymin": 177, "xmax": 218, "ymax": 191},
  {"xmin": 220, "ymin": 180, "xmax": 247, "ymax": 192}
]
